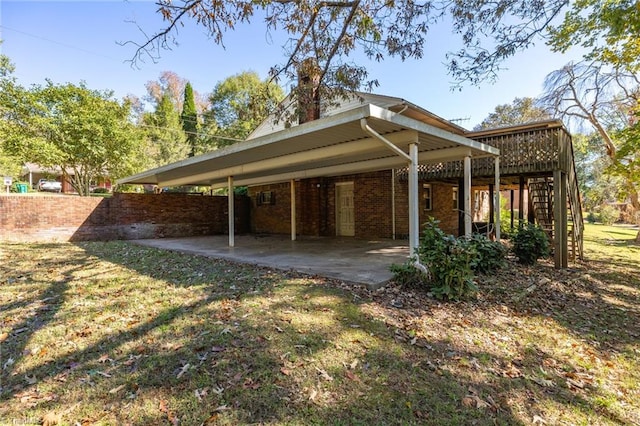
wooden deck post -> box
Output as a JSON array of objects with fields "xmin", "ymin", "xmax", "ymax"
[
  {"xmin": 494, "ymin": 157, "xmax": 501, "ymax": 241},
  {"xmin": 553, "ymin": 170, "xmax": 567, "ymax": 268},
  {"xmin": 518, "ymin": 175, "xmax": 525, "ymax": 223},
  {"xmin": 489, "ymin": 184, "xmax": 494, "ymax": 224}
]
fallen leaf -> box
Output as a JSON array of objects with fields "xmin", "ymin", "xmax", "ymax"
[
  {"xmin": 530, "ymin": 376, "xmax": 555, "ymax": 387},
  {"xmin": 42, "ymin": 411, "xmax": 62, "ymax": 426},
  {"xmin": 108, "ymin": 384, "xmax": 126, "ymax": 394},
  {"xmin": 3, "ymin": 357, "xmax": 15, "ymax": 370},
  {"xmin": 202, "ymin": 413, "xmax": 218, "ymax": 425},
  {"xmin": 177, "ymin": 363, "xmax": 190, "ymax": 379},
  {"xmin": 280, "ymin": 367, "xmax": 292, "ymax": 376},
  {"xmin": 242, "ymin": 378, "xmax": 260, "ymax": 389},
  {"xmin": 350, "ymin": 359, "xmax": 359, "ymax": 370},
  {"xmin": 566, "ymin": 378, "xmax": 585, "ymax": 389},
  {"xmin": 24, "ymin": 375, "xmax": 37, "ymax": 385},
  {"xmin": 462, "ymin": 396, "xmax": 475, "ymax": 408},
  {"xmin": 532, "ymin": 414, "xmax": 547, "ymax": 425},
  {"xmin": 316, "ymin": 367, "xmax": 334, "ymax": 381},
  {"xmin": 309, "ymin": 388, "xmax": 318, "ymax": 402},
  {"xmin": 502, "ymin": 364, "xmax": 523, "ymax": 378},
  {"xmin": 345, "ymin": 370, "xmax": 361, "ymax": 382},
  {"xmin": 159, "ymin": 399, "xmax": 179, "ymax": 426},
  {"xmin": 0, "ymin": 332, "xmax": 8, "ymax": 342},
  {"xmin": 98, "ymin": 354, "xmax": 111, "ymax": 363}
]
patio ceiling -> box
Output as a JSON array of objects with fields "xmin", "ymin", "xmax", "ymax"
[{"xmin": 118, "ymin": 104, "xmax": 499, "ymax": 189}]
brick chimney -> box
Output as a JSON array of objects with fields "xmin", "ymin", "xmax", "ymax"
[{"xmin": 297, "ymin": 58, "xmax": 321, "ymax": 124}]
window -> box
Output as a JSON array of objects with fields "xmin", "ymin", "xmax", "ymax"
[
  {"xmin": 257, "ymin": 191, "xmax": 275, "ymax": 205},
  {"xmin": 422, "ymin": 184, "xmax": 432, "ymax": 211},
  {"xmin": 452, "ymin": 187, "xmax": 459, "ymax": 211}
]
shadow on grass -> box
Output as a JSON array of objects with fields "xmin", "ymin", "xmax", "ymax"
[{"xmin": 1, "ymin": 241, "xmax": 636, "ymax": 424}]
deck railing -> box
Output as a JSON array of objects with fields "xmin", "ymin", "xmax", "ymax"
[{"xmin": 415, "ymin": 126, "xmax": 568, "ymax": 180}]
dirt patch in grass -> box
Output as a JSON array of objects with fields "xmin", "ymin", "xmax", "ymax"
[{"xmin": 1, "ymin": 225, "xmax": 638, "ymax": 425}]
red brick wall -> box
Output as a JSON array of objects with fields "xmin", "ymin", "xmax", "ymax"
[
  {"xmin": 248, "ymin": 182, "xmax": 292, "ymax": 234},
  {"xmin": 0, "ymin": 193, "xmax": 249, "ymax": 242},
  {"xmin": 394, "ymin": 179, "xmax": 461, "ymax": 237},
  {"xmin": 250, "ymin": 171, "xmax": 394, "ymax": 239}
]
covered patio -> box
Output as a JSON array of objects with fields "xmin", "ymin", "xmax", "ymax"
[
  {"xmin": 119, "ymin": 103, "xmax": 501, "ymax": 260},
  {"xmin": 131, "ymin": 234, "xmax": 410, "ymax": 288}
]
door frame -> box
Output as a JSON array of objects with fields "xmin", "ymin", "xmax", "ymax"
[{"xmin": 335, "ymin": 181, "xmax": 355, "ymax": 237}]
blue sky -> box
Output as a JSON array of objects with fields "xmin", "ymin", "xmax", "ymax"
[{"xmin": 1, "ymin": 1, "xmax": 583, "ymax": 128}]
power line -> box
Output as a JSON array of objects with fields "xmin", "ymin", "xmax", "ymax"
[{"xmin": 137, "ymin": 124, "xmax": 244, "ymax": 143}]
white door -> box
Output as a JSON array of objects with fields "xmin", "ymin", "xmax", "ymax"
[{"xmin": 336, "ymin": 182, "xmax": 355, "ymax": 236}]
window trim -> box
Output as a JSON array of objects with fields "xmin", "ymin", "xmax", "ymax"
[{"xmin": 422, "ymin": 183, "xmax": 432, "ymax": 211}]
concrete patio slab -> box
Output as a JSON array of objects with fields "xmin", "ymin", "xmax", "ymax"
[{"xmin": 131, "ymin": 234, "xmax": 410, "ymax": 289}]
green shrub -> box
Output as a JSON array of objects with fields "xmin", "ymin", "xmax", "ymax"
[
  {"xmin": 92, "ymin": 187, "xmax": 110, "ymax": 194},
  {"xmin": 586, "ymin": 211, "xmax": 599, "ymax": 224},
  {"xmin": 413, "ymin": 219, "xmax": 478, "ymax": 300},
  {"xmin": 389, "ymin": 262, "xmax": 423, "ymax": 288},
  {"xmin": 511, "ymin": 223, "xmax": 550, "ymax": 265},
  {"xmin": 468, "ymin": 233, "xmax": 507, "ymax": 274},
  {"xmin": 599, "ymin": 204, "xmax": 619, "ymax": 225},
  {"xmin": 390, "ymin": 219, "xmax": 509, "ymax": 300}
]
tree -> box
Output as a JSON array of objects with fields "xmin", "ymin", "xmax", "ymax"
[
  {"xmin": 128, "ymin": 0, "xmax": 573, "ymax": 107},
  {"xmin": 547, "ymin": 0, "xmax": 640, "ymax": 72},
  {"xmin": 142, "ymin": 93, "xmax": 190, "ymax": 167},
  {"xmin": 539, "ymin": 61, "xmax": 640, "ymax": 240},
  {"xmin": 0, "ymin": 51, "xmax": 24, "ymax": 178},
  {"xmin": 128, "ymin": 1, "xmax": 640, "ymax": 99},
  {"xmin": 145, "ymin": 71, "xmax": 208, "ymax": 114},
  {"xmin": 5, "ymin": 82, "xmax": 144, "ymax": 196},
  {"xmin": 572, "ymin": 133, "xmax": 623, "ymax": 212},
  {"xmin": 205, "ymin": 71, "xmax": 284, "ymax": 147},
  {"xmin": 181, "ymin": 82, "xmax": 199, "ymax": 157},
  {"xmin": 474, "ymin": 97, "xmax": 552, "ymax": 130}
]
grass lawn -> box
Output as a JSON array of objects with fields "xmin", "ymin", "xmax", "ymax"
[{"xmin": 1, "ymin": 224, "xmax": 638, "ymax": 425}]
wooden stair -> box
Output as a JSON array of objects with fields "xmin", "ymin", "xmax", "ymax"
[
  {"xmin": 528, "ymin": 177, "xmax": 554, "ymax": 241},
  {"xmin": 528, "ymin": 173, "xmax": 584, "ymax": 262}
]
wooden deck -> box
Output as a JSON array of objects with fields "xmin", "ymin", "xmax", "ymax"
[{"xmin": 400, "ymin": 120, "xmax": 584, "ymax": 267}]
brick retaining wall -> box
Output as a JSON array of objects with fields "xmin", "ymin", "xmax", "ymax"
[{"xmin": 0, "ymin": 193, "xmax": 250, "ymax": 242}]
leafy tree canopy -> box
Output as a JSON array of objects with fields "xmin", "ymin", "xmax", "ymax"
[
  {"xmin": 142, "ymin": 92, "xmax": 190, "ymax": 167},
  {"xmin": 0, "ymin": 51, "xmax": 23, "ymax": 178},
  {"xmin": 205, "ymin": 71, "xmax": 284, "ymax": 147},
  {"xmin": 128, "ymin": 1, "xmax": 565, "ymax": 98},
  {"xmin": 474, "ymin": 97, "xmax": 552, "ymax": 130},
  {"xmin": 548, "ymin": 0, "xmax": 640, "ymax": 72},
  {"xmin": 3, "ymin": 81, "xmax": 144, "ymax": 195}
]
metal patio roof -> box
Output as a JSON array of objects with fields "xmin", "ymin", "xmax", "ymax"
[{"xmin": 118, "ymin": 104, "xmax": 499, "ymax": 189}]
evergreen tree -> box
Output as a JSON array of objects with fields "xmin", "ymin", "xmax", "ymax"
[
  {"xmin": 142, "ymin": 93, "xmax": 190, "ymax": 167},
  {"xmin": 181, "ymin": 82, "xmax": 199, "ymax": 157}
]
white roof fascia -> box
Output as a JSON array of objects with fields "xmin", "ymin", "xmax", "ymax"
[{"xmin": 118, "ymin": 104, "xmax": 499, "ymax": 187}]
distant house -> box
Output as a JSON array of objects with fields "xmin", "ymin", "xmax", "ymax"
[
  {"xmin": 119, "ymin": 91, "xmax": 583, "ymax": 268},
  {"xmin": 21, "ymin": 163, "xmax": 112, "ymax": 193}
]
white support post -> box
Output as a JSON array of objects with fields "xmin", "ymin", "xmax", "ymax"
[
  {"xmin": 494, "ymin": 157, "xmax": 501, "ymax": 241},
  {"xmin": 408, "ymin": 143, "xmax": 420, "ymax": 255},
  {"xmin": 290, "ymin": 179, "xmax": 296, "ymax": 241},
  {"xmin": 464, "ymin": 155, "xmax": 472, "ymax": 237},
  {"xmin": 228, "ymin": 176, "xmax": 235, "ymax": 247},
  {"xmin": 391, "ymin": 169, "xmax": 396, "ymax": 240}
]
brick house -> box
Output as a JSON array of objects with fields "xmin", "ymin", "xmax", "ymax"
[{"xmin": 119, "ymin": 92, "xmax": 583, "ymax": 268}]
